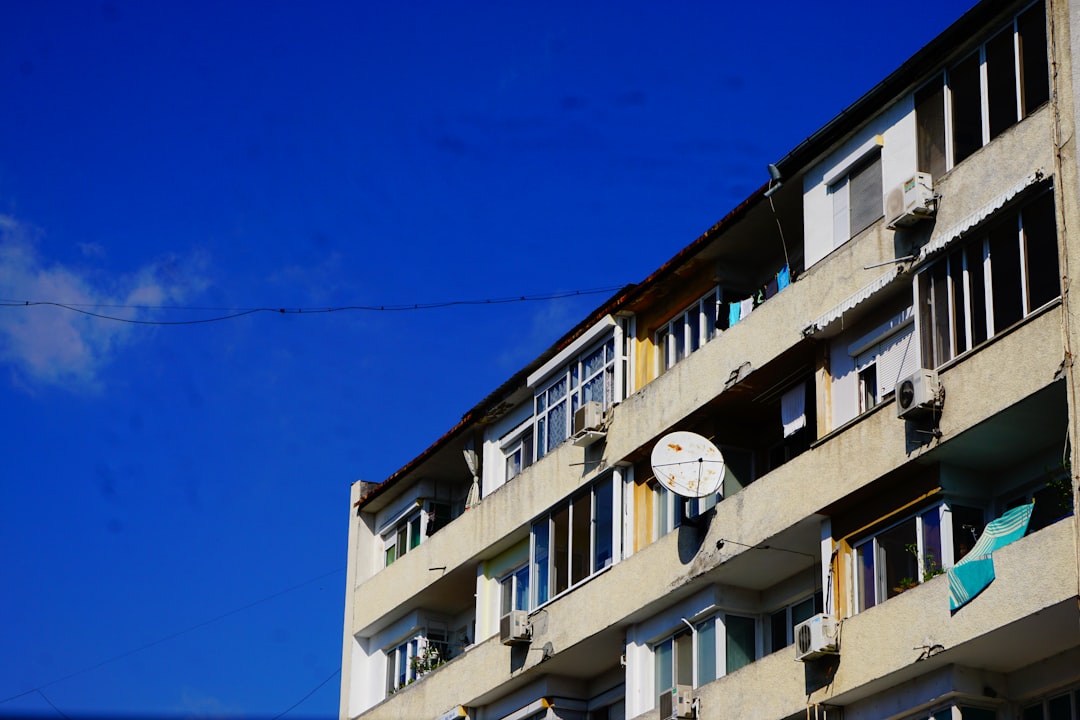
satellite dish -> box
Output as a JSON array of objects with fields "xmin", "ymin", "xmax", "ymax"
[{"xmin": 650, "ymin": 431, "xmax": 726, "ymax": 499}]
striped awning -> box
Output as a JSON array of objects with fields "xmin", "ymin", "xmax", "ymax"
[
  {"xmin": 804, "ymin": 265, "xmax": 904, "ymax": 336},
  {"xmin": 918, "ymin": 170, "xmax": 1045, "ymax": 263},
  {"xmin": 948, "ymin": 502, "xmax": 1034, "ymax": 611}
]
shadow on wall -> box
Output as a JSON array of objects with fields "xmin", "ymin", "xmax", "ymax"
[{"xmin": 677, "ymin": 509, "xmax": 714, "ymax": 565}]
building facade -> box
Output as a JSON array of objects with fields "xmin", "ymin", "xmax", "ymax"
[{"xmin": 340, "ymin": 1, "xmax": 1080, "ymax": 718}]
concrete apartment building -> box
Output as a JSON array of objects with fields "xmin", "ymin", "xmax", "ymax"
[{"xmin": 340, "ymin": 0, "xmax": 1080, "ymax": 718}]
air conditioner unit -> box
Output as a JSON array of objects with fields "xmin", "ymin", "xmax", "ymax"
[
  {"xmin": 499, "ymin": 610, "xmax": 531, "ymax": 645},
  {"xmin": 885, "ymin": 172, "xmax": 936, "ymax": 229},
  {"xmin": 794, "ymin": 613, "xmax": 839, "ymax": 661},
  {"xmin": 895, "ymin": 368, "xmax": 943, "ymax": 420},
  {"xmin": 658, "ymin": 684, "xmax": 694, "ymax": 720},
  {"xmin": 571, "ymin": 401, "xmax": 606, "ymax": 447}
]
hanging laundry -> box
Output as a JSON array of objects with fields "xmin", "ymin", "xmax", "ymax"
[
  {"xmin": 740, "ymin": 297, "xmax": 754, "ymax": 319},
  {"xmin": 728, "ymin": 301, "xmax": 741, "ymax": 327},
  {"xmin": 781, "ymin": 382, "xmax": 806, "ymax": 437},
  {"xmin": 765, "ymin": 277, "xmax": 778, "ymax": 299},
  {"xmin": 777, "ymin": 265, "xmax": 791, "ymax": 291}
]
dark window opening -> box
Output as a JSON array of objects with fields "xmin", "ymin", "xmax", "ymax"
[
  {"xmin": 1024, "ymin": 190, "xmax": 1061, "ymax": 310},
  {"xmin": 987, "ymin": 27, "xmax": 1019, "ymax": 140},
  {"xmin": 989, "ymin": 211, "xmax": 1023, "ymax": 333},
  {"xmin": 951, "ymin": 52, "xmax": 983, "ymax": 164},
  {"xmin": 1019, "ymin": 2, "xmax": 1050, "ymax": 113},
  {"xmin": 916, "ymin": 78, "xmax": 947, "ymax": 179}
]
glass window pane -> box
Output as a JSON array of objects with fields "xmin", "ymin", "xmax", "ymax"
[
  {"xmin": 583, "ymin": 346, "xmax": 605, "ymax": 378},
  {"xmin": 791, "ymin": 597, "xmax": 815, "ymax": 628},
  {"xmin": 986, "ymin": 27, "xmax": 1019, "ymax": 139},
  {"xmin": 675, "ymin": 632, "xmax": 693, "ymax": 686},
  {"xmin": 769, "ymin": 609, "xmax": 787, "ymax": 653},
  {"xmin": 533, "ymin": 520, "xmax": 549, "ymax": 606},
  {"xmin": 1023, "ymin": 190, "xmax": 1060, "ymax": 311},
  {"xmin": 950, "ymin": 254, "xmax": 969, "ymax": 354},
  {"xmin": 409, "ymin": 514, "xmax": 421, "ymax": 549},
  {"xmin": 655, "ymin": 639, "xmax": 673, "ymax": 694},
  {"xmin": 989, "ymin": 213, "xmax": 1023, "ymax": 332},
  {"xmin": 547, "ymin": 401, "xmax": 567, "ymax": 452},
  {"xmin": 966, "ymin": 242, "xmax": 989, "ymax": 347},
  {"xmin": 952, "ymin": 505, "xmax": 985, "ymax": 563},
  {"xmin": 552, "ymin": 504, "xmax": 570, "ymax": 595},
  {"xmin": 857, "ymin": 541, "xmax": 877, "ymax": 611},
  {"xmin": 571, "ymin": 492, "xmax": 591, "ymax": 586},
  {"xmin": 931, "ymin": 261, "xmax": 952, "ymax": 365},
  {"xmin": 688, "ymin": 308, "xmax": 701, "ymax": 353},
  {"xmin": 583, "ymin": 373, "xmax": 605, "ymax": 406},
  {"xmin": 594, "ymin": 476, "xmax": 614, "ymax": 571},
  {"xmin": 916, "ymin": 77, "xmax": 947, "ymax": 178},
  {"xmin": 1019, "ymin": 1, "xmax": 1050, "ymax": 114},
  {"xmin": 951, "ymin": 52, "xmax": 983, "ymax": 164},
  {"xmin": 879, "ymin": 517, "xmax": 919, "ymax": 598},
  {"xmin": 725, "ymin": 615, "xmax": 756, "ymax": 674},
  {"xmin": 697, "ymin": 617, "xmax": 717, "ymax": 684},
  {"xmin": 922, "ymin": 507, "xmax": 943, "ymax": 578},
  {"xmin": 515, "ymin": 565, "xmax": 529, "ymax": 611},
  {"xmin": 672, "ymin": 316, "xmax": 686, "ymax": 364}
]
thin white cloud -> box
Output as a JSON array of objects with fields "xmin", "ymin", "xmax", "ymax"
[{"xmin": 0, "ymin": 215, "xmax": 208, "ymax": 390}]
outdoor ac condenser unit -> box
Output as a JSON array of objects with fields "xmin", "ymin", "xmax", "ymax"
[
  {"xmin": 659, "ymin": 684, "xmax": 694, "ymax": 720},
  {"xmin": 885, "ymin": 172, "xmax": 935, "ymax": 229},
  {"xmin": 499, "ymin": 610, "xmax": 531, "ymax": 646},
  {"xmin": 895, "ymin": 368, "xmax": 943, "ymax": 420},
  {"xmin": 571, "ymin": 400, "xmax": 606, "ymax": 447},
  {"xmin": 794, "ymin": 613, "xmax": 839, "ymax": 661}
]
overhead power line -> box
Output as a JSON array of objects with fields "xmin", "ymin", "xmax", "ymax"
[{"xmin": 0, "ymin": 285, "xmax": 627, "ymax": 326}]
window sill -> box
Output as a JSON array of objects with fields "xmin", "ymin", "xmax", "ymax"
[{"xmin": 530, "ymin": 560, "xmax": 616, "ymax": 616}]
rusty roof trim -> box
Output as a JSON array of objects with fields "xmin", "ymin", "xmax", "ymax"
[{"xmin": 354, "ymin": 183, "xmax": 772, "ymax": 513}]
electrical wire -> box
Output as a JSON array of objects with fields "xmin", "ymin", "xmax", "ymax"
[
  {"xmin": 35, "ymin": 689, "xmax": 72, "ymax": 720},
  {"xmin": 271, "ymin": 666, "xmax": 341, "ymax": 720},
  {"xmin": 0, "ymin": 567, "xmax": 345, "ymax": 707},
  {"xmin": 0, "ymin": 285, "xmax": 626, "ymax": 326}
]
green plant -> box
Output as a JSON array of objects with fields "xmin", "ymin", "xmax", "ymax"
[
  {"xmin": 893, "ymin": 576, "xmax": 918, "ymax": 594},
  {"xmin": 894, "ymin": 544, "xmax": 945, "ymax": 594},
  {"xmin": 408, "ymin": 643, "xmax": 444, "ymax": 679}
]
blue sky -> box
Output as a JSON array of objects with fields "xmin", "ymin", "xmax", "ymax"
[{"xmin": 1, "ymin": 2, "xmax": 977, "ymax": 718}]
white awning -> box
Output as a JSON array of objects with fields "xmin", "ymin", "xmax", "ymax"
[
  {"xmin": 917, "ymin": 169, "xmax": 1045, "ymax": 262},
  {"xmin": 804, "ymin": 265, "xmax": 904, "ymax": 336}
]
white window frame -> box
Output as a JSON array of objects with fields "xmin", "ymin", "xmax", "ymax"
[
  {"xmin": 829, "ymin": 147, "xmax": 883, "ymax": 245},
  {"xmin": 916, "ymin": 188, "xmax": 1058, "ymax": 369},
  {"xmin": 534, "ymin": 335, "xmax": 618, "ymax": 459},
  {"xmin": 500, "ymin": 418, "xmax": 534, "ymax": 483},
  {"xmin": 530, "ymin": 472, "xmax": 619, "ymax": 608},
  {"xmin": 852, "ymin": 502, "xmax": 981, "ymax": 613},
  {"xmin": 652, "ymin": 612, "xmax": 758, "ymax": 694},
  {"xmin": 916, "ymin": 1, "xmax": 1049, "ymax": 174},
  {"xmin": 655, "ymin": 287, "xmax": 721, "ymax": 374},
  {"xmin": 382, "ymin": 510, "xmax": 422, "ymax": 567},
  {"xmin": 766, "ymin": 591, "xmax": 823, "ymax": 654},
  {"xmin": 850, "ymin": 313, "xmax": 917, "ymax": 413},
  {"xmin": 499, "ymin": 563, "xmax": 530, "ymax": 616}
]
